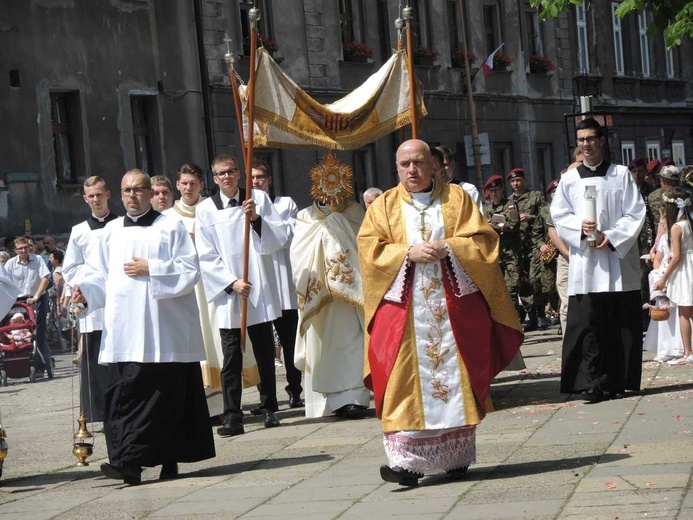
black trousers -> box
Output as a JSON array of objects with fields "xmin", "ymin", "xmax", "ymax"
[
  {"xmin": 80, "ymin": 330, "xmax": 109, "ymax": 422},
  {"xmin": 273, "ymin": 309, "xmax": 302, "ymax": 397},
  {"xmin": 34, "ymin": 293, "xmax": 52, "ymax": 375},
  {"xmin": 220, "ymin": 322, "xmax": 277, "ymax": 424}
]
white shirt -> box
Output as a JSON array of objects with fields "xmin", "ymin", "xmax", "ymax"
[{"xmin": 5, "ymin": 253, "xmax": 50, "ymax": 296}]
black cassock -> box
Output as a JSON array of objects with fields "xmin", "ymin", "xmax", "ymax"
[
  {"xmin": 561, "ymin": 290, "xmax": 642, "ymax": 394},
  {"xmin": 104, "ymin": 361, "xmax": 215, "ymax": 467}
]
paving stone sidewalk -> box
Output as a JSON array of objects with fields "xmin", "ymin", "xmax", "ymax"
[{"xmin": 0, "ymin": 328, "xmax": 692, "ymax": 519}]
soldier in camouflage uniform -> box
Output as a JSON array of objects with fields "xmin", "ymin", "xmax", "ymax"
[
  {"xmin": 482, "ymin": 175, "xmax": 522, "ymax": 320},
  {"xmin": 628, "ymin": 158, "xmax": 655, "ymax": 327},
  {"xmin": 507, "ymin": 168, "xmax": 547, "ymax": 331},
  {"xmin": 531, "ymin": 190, "xmax": 559, "ymax": 331}
]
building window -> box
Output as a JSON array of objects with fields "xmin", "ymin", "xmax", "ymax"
[
  {"xmin": 446, "ymin": 0, "xmax": 461, "ymax": 51},
  {"xmin": 611, "ymin": 3, "xmax": 624, "ymax": 76},
  {"xmin": 575, "ymin": 4, "xmax": 590, "ymax": 73},
  {"xmin": 410, "ymin": 0, "xmax": 432, "ymax": 49},
  {"xmin": 638, "ymin": 12, "xmax": 650, "ymax": 77},
  {"xmin": 621, "ymin": 141, "xmax": 635, "ymax": 166},
  {"xmin": 535, "ymin": 144, "xmax": 553, "ymax": 191},
  {"xmin": 672, "ymin": 141, "xmax": 686, "ymax": 167},
  {"xmin": 339, "ymin": 0, "xmax": 366, "ymax": 45},
  {"xmin": 483, "ymin": 3, "xmax": 502, "ymax": 56},
  {"xmin": 131, "ymin": 95, "xmax": 159, "ymax": 174},
  {"xmin": 239, "ymin": 0, "xmax": 272, "ymax": 55},
  {"xmin": 493, "ymin": 142, "xmax": 513, "ymax": 180},
  {"xmin": 524, "ymin": 7, "xmax": 544, "ymax": 56},
  {"xmin": 665, "ymin": 47, "xmax": 675, "ymax": 78},
  {"xmin": 646, "ymin": 141, "xmax": 660, "ymax": 161},
  {"xmin": 50, "ymin": 91, "xmax": 84, "ymax": 183}
]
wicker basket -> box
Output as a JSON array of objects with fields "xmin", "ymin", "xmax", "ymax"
[{"xmin": 650, "ymin": 307, "xmax": 670, "ymax": 321}]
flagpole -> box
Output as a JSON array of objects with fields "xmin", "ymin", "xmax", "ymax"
[
  {"xmin": 456, "ymin": 3, "xmax": 483, "ymax": 191},
  {"xmin": 224, "ymin": 34, "xmax": 248, "ymax": 168},
  {"xmin": 240, "ymin": 6, "xmax": 260, "ymax": 353},
  {"xmin": 402, "ymin": 5, "xmax": 418, "ymax": 138}
]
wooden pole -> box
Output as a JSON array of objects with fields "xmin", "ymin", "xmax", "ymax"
[
  {"xmin": 240, "ymin": 8, "xmax": 260, "ymax": 353},
  {"xmin": 457, "ymin": 3, "xmax": 484, "ymax": 191},
  {"xmin": 224, "ymin": 35, "xmax": 248, "ymax": 169},
  {"xmin": 403, "ymin": 6, "xmax": 418, "ymax": 139}
]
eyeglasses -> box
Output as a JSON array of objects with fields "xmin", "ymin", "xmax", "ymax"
[
  {"xmin": 214, "ymin": 168, "xmax": 239, "ymax": 177},
  {"xmin": 121, "ymin": 186, "xmax": 150, "ymax": 195},
  {"xmin": 577, "ymin": 136, "xmax": 600, "ymax": 144}
]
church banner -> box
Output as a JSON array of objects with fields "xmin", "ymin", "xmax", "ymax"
[{"xmin": 238, "ymin": 48, "xmax": 427, "ymax": 150}]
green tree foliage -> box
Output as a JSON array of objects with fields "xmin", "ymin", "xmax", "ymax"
[{"xmin": 529, "ymin": 0, "xmax": 693, "ymax": 48}]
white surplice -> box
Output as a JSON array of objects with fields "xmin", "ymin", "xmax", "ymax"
[
  {"xmin": 76, "ymin": 213, "xmax": 205, "ymax": 364},
  {"xmin": 550, "ymin": 163, "xmax": 645, "ymax": 296},
  {"xmin": 459, "ymin": 181, "xmax": 483, "ymax": 212},
  {"xmin": 63, "ymin": 219, "xmax": 113, "ymax": 332},
  {"xmin": 0, "ymin": 263, "xmax": 19, "ymax": 318},
  {"xmin": 272, "ymin": 196, "xmax": 299, "ymax": 310},
  {"xmin": 195, "ymin": 189, "xmax": 287, "ymax": 329},
  {"xmin": 291, "ymin": 202, "xmax": 370, "ymax": 417},
  {"xmin": 163, "ymin": 199, "xmax": 225, "ymax": 415}
]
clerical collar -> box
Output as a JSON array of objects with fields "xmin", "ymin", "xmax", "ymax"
[
  {"xmin": 577, "ymin": 160, "xmax": 610, "ymax": 178},
  {"xmin": 88, "ymin": 211, "xmax": 118, "ymax": 230},
  {"xmin": 219, "ymin": 190, "xmax": 240, "ymax": 209},
  {"xmin": 124, "ymin": 207, "xmax": 160, "ymax": 227},
  {"xmin": 410, "ymin": 181, "xmax": 434, "ymax": 194}
]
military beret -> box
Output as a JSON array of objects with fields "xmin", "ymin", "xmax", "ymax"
[
  {"xmin": 661, "ymin": 159, "xmax": 675, "ymax": 167},
  {"xmin": 506, "ymin": 168, "xmax": 525, "ymax": 180},
  {"xmin": 484, "ymin": 175, "xmax": 504, "ymax": 191},
  {"xmin": 546, "ymin": 179, "xmax": 559, "ymax": 194},
  {"xmin": 628, "ymin": 158, "xmax": 646, "ymax": 170},
  {"xmin": 647, "ymin": 159, "xmax": 662, "ymax": 175}
]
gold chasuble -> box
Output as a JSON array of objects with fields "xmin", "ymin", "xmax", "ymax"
[{"xmin": 358, "ymin": 182, "xmax": 523, "ymax": 432}]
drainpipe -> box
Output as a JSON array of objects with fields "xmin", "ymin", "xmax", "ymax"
[{"xmin": 193, "ymin": 0, "xmax": 216, "ymax": 166}]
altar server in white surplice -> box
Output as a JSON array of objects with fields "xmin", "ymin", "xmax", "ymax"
[
  {"xmin": 163, "ymin": 162, "xmax": 225, "ymax": 417},
  {"xmin": 62, "ymin": 176, "xmax": 118, "ymax": 422},
  {"xmin": 72, "ymin": 169, "xmax": 214, "ymax": 486},
  {"xmin": 551, "ymin": 118, "xmax": 645, "ymax": 403},
  {"xmin": 290, "ymin": 153, "xmax": 370, "ymax": 420},
  {"xmin": 250, "ymin": 159, "xmax": 303, "ymax": 409},
  {"xmin": 196, "ymin": 155, "xmax": 288, "ymax": 437}
]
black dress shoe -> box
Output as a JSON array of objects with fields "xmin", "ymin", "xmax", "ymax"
[
  {"xmin": 446, "ymin": 466, "xmax": 469, "ymax": 481},
  {"xmin": 217, "ymin": 422, "xmax": 245, "ymax": 437},
  {"xmin": 579, "ymin": 387, "xmax": 605, "ymax": 403},
  {"xmin": 523, "ymin": 322, "xmax": 538, "ymax": 333},
  {"xmin": 264, "ymin": 411, "xmax": 280, "ymax": 428},
  {"xmin": 100, "ymin": 462, "xmax": 142, "ymax": 485},
  {"xmin": 159, "ymin": 462, "xmax": 179, "ymax": 480},
  {"xmin": 250, "ymin": 407, "xmax": 263, "ymax": 416},
  {"xmin": 379, "ymin": 465, "xmax": 422, "ymax": 487},
  {"xmin": 335, "ymin": 404, "xmax": 368, "ymax": 419},
  {"xmin": 288, "ymin": 395, "xmax": 304, "ymax": 409}
]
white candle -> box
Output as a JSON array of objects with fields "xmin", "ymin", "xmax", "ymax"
[{"xmin": 584, "ymin": 185, "xmax": 598, "ymax": 247}]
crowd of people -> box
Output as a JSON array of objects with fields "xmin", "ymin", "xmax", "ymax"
[{"xmin": 1, "ymin": 119, "xmax": 692, "ymax": 488}]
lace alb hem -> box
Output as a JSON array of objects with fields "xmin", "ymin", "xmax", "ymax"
[
  {"xmin": 384, "ymin": 255, "xmax": 411, "ymax": 302},
  {"xmin": 383, "ymin": 426, "xmax": 476, "ymax": 474}
]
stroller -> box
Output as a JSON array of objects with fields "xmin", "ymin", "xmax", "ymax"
[{"xmin": 0, "ymin": 300, "xmax": 45, "ymax": 385}]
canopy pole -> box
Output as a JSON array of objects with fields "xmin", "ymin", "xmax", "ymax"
[
  {"xmin": 456, "ymin": 3, "xmax": 484, "ymax": 191},
  {"xmin": 240, "ymin": 6, "xmax": 260, "ymax": 353},
  {"xmin": 402, "ymin": 5, "xmax": 418, "ymax": 138},
  {"xmin": 224, "ymin": 34, "xmax": 248, "ymax": 169}
]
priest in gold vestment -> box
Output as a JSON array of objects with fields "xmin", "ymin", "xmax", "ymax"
[{"xmin": 358, "ymin": 140, "xmax": 523, "ymax": 487}]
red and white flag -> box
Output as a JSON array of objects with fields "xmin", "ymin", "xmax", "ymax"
[{"xmin": 482, "ymin": 43, "xmax": 506, "ymax": 77}]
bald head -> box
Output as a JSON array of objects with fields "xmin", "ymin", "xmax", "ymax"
[
  {"xmin": 121, "ymin": 169, "xmax": 152, "ymax": 217},
  {"xmin": 396, "ymin": 139, "xmax": 434, "ymax": 193}
]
